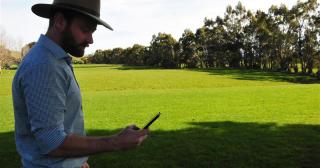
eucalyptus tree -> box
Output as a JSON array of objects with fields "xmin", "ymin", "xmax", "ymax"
[
  {"xmin": 268, "ymin": 4, "xmax": 294, "ymax": 71},
  {"xmin": 289, "ymin": 0, "xmax": 318, "ymax": 73},
  {"xmin": 316, "ymin": 10, "xmax": 320, "ymax": 77},
  {"xmin": 223, "ymin": 2, "xmax": 247, "ymax": 68},
  {"xmin": 203, "ymin": 16, "xmax": 228, "ymax": 67},
  {"xmin": 148, "ymin": 33, "xmax": 179, "ymax": 68},
  {"xmin": 125, "ymin": 44, "xmax": 146, "ymax": 66},
  {"xmin": 303, "ymin": 20, "xmax": 318, "ymax": 74},
  {"xmin": 179, "ymin": 29, "xmax": 198, "ymax": 68},
  {"xmin": 243, "ymin": 10, "xmax": 259, "ymax": 69},
  {"xmin": 251, "ymin": 10, "xmax": 274, "ymax": 70},
  {"xmin": 195, "ymin": 26, "xmax": 209, "ymax": 68},
  {"xmin": 303, "ymin": 0, "xmax": 319, "ymax": 74},
  {"xmin": 88, "ymin": 49, "xmax": 104, "ymax": 63},
  {"xmin": 111, "ymin": 47, "xmax": 125, "ymax": 64}
]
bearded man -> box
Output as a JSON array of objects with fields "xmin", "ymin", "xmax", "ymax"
[{"xmin": 12, "ymin": 0, "xmax": 149, "ymax": 167}]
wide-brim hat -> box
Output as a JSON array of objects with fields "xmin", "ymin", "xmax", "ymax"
[{"xmin": 31, "ymin": 0, "xmax": 113, "ymax": 30}]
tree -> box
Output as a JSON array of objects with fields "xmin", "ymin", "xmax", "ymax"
[
  {"xmin": 0, "ymin": 28, "xmax": 19, "ymax": 69},
  {"xmin": 125, "ymin": 44, "xmax": 146, "ymax": 66},
  {"xmin": 289, "ymin": 0, "xmax": 318, "ymax": 73},
  {"xmin": 111, "ymin": 48, "xmax": 125, "ymax": 64},
  {"xmin": 21, "ymin": 42, "xmax": 36, "ymax": 61},
  {"xmin": 179, "ymin": 29, "xmax": 199, "ymax": 68},
  {"xmin": 315, "ymin": 10, "xmax": 320, "ymax": 78},
  {"xmin": 148, "ymin": 33, "xmax": 179, "ymax": 68},
  {"xmin": 223, "ymin": 2, "xmax": 246, "ymax": 68},
  {"xmin": 203, "ymin": 16, "xmax": 228, "ymax": 68},
  {"xmin": 88, "ymin": 49, "xmax": 104, "ymax": 63},
  {"xmin": 243, "ymin": 10, "xmax": 260, "ymax": 69},
  {"xmin": 195, "ymin": 26, "xmax": 209, "ymax": 68},
  {"xmin": 269, "ymin": 5, "xmax": 287, "ymax": 70}
]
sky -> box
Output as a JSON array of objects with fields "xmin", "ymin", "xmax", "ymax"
[{"xmin": 0, "ymin": 0, "xmax": 299, "ymax": 54}]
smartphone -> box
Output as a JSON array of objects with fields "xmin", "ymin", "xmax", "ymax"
[{"xmin": 143, "ymin": 112, "xmax": 161, "ymax": 129}]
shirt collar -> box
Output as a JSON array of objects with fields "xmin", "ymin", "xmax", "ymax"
[{"xmin": 37, "ymin": 34, "xmax": 70, "ymax": 60}]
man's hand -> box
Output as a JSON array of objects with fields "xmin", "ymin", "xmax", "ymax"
[
  {"xmin": 48, "ymin": 124, "xmax": 149, "ymax": 157},
  {"xmin": 111, "ymin": 125, "xmax": 149, "ymax": 151},
  {"xmin": 81, "ymin": 162, "xmax": 90, "ymax": 168}
]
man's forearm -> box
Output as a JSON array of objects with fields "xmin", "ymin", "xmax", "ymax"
[
  {"xmin": 48, "ymin": 126, "xmax": 148, "ymax": 157},
  {"xmin": 48, "ymin": 134, "xmax": 118, "ymax": 157}
]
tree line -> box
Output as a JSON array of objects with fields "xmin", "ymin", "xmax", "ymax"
[
  {"xmin": 87, "ymin": 0, "xmax": 320, "ymax": 77},
  {"xmin": 0, "ymin": 28, "xmax": 23, "ymax": 70}
]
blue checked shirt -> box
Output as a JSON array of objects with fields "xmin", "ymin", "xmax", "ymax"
[{"xmin": 12, "ymin": 35, "xmax": 88, "ymax": 168}]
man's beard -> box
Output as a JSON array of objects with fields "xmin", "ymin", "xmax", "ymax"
[{"xmin": 61, "ymin": 28, "xmax": 88, "ymax": 57}]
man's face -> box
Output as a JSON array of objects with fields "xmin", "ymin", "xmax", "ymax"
[{"xmin": 61, "ymin": 15, "xmax": 97, "ymax": 57}]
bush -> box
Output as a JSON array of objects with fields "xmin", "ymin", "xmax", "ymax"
[
  {"xmin": 9, "ymin": 64, "xmax": 18, "ymax": 70},
  {"xmin": 72, "ymin": 59, "xmax": 85, "ymax": 64}
]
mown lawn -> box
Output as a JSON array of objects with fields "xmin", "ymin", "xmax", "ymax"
[{"xmin": 0, "ymin": 64, "xmax": 319, "ymax": 168}]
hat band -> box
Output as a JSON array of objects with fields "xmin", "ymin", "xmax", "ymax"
[{"xmin": 55, "ymin": 2, "xmax": 100, "ymax": 17}]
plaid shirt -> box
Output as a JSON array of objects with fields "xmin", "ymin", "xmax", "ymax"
[{"xmin": 12, "ymin": 35, "xmax": 87, "ymax": 167}]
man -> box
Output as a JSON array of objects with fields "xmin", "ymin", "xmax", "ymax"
[{"xmin": 12, "ymin": 0, "xmax": 149, "ymax": 167}]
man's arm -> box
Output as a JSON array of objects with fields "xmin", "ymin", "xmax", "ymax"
[{"xmin": 48, "ymin": 125, "xmax": 149, "ymax": 157}]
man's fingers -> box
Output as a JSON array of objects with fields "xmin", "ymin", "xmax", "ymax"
[
  {"xmin": 81, "ymin": 162, "xmax": 90, "ymax": 168},
  {"xmin": 127, "ymin": 125, "xmax": 135, "ymax": 129},
  {"xmin": 139, "ymin": 135, "xmax": 148, "ymax": 142},
  {"xmin": 125, "ymin": 125, "xmax": 149, "ymax": 137},
  {"xmin": 127, "ymin": 125, "xmax": 140, "ymax": 130},
  {"xmin": 137, "ymin": 129, "xmax": 149, "ymax": 145},
  {"xmin": 140, "ymin": 128, "xmax": 149, "ymax": 135},
  {"xmin": 138, "ymin": 135, "xmax": 148, "ymax": 146}
]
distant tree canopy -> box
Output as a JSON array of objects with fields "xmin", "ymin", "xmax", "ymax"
[
  {"xmin": 0, "ymin": 44, "xmax": 18, "ymax": 69},
  {"xmin": 21, "ymin": 42, "xmax": 36, "ymax": 58},
  {"xmin": 0, "ymin": 28, "xmax": 22, "ymax": 69},
  {"xmin": 87, "ymin": 0, "xmax": 320, "ymax": 77}
]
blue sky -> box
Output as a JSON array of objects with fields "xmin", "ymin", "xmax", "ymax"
[{"xmin": 1, "ymin": 0, "xmax": 298, "ymax": 54}]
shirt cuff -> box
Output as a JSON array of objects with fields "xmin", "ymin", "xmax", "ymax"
[{"xmin": 33, "ymin": 125, "xmax": 67, "ymax": 154}]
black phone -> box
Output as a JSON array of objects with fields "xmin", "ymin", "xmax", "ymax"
[{"xmin": 143, "ymin": 112, "xmax": 161, "ymax": 129}]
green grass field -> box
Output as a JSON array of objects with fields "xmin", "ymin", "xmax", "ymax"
[{"xmin": 0, "ymin": 64, "xmax": 319, "ymax": 168}]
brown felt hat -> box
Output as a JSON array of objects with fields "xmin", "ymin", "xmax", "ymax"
[{"xmin": 32, "ymin": 0, "xmax": 113, "ymax": 30}]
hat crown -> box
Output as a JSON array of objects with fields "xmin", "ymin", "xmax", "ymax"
[
  {"xmin": 32, "ymin": 0, "xmax": 113, "ymax": 30},
  {"xmin": 53, "ymin": 0, "xmax": 100, "ymax": 16}
]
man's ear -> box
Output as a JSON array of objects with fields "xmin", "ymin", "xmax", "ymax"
[{"xmin": 53, "ymin": 12, "xmax": 67, "ymax": 32}]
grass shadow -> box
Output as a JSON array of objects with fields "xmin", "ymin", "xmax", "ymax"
[
  {"xmin": 190, "ymin": 68, "xmax": 320, "ymax": 84},
  {"xmin": 3, "ymin": 122, "xmax": 319, "ymax": 167},
  {"xmin": 0, "ymin": 131, "xmax": 21, "ymax": 167},
  {"xmin": 88, "ymin": 122, "xmax": 320, "ymax": 168}
]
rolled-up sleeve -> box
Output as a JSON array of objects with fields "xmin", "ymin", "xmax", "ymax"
[{"xmin": 22, "ymin": 63, "xmax": 69, "ymax": 154}]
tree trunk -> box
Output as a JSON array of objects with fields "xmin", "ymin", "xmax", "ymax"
[{"xmin": 306, "ymin": 59, "xmax": 313, "ymax": 75}]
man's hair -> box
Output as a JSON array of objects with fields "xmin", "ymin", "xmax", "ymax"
[{"xmin": 48, "ymin": 9, "xmax": 82, "ymax": 29}]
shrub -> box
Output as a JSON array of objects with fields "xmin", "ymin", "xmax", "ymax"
[
  {"xmin": 72, "ymin": 59, "xmax": 85, "ymax": 64},
  {"xmin": 9, "ymin": 64, "xmax": 18, "ymax": 70}
]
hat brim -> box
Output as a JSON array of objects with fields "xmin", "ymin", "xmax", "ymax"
[{"xmin": 32, "ymin": 4, "xmax": 113, "ymax": 31}]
